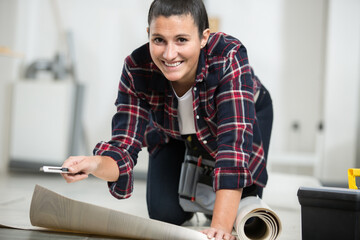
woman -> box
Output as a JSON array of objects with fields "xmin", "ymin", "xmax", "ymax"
[{"xmin": 62, "ymin": 0, "xmax": 273, "ymax": 239}]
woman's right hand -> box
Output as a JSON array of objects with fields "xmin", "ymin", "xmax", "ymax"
[
  {"xmin": 61, "ymin": 155, "xmax": 119, "ymax": 183},
  {"xmin": 61, "ymin": 156, "xmax": 99, "ymax": 183}
]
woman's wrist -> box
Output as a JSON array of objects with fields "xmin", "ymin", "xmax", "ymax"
[{"xmin": 91, "ymin": 156, "xmax": 119, "ymax": 182}]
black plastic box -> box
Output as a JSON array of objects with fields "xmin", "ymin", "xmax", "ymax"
[{"xmin": 298, "ymin": 186, "xmax": 360, "ymax": 240}]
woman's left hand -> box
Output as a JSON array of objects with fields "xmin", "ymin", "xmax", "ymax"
[
  {"xmin": 200, "ymin": 189, "xmax": 242, "ymax": 240},
  {"xmin": 201, "ymin": 227, "xmax": 236, "ymax": 240}
]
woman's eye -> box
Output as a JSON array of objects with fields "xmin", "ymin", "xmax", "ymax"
[
  {"xmin": 178, "ymin": 38, "xmax": 188, "ymax": 43},
  {"xmin": 153, "ymin": 38, "xmax": 164, "ymax": 44}
]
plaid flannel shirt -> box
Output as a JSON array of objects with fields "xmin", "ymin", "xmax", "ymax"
[{"xmin": 94, "ymin": 32, "xmax": 268, "ymax": 199}]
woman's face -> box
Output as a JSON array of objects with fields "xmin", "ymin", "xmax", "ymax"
[{"xmin": 148, "ymin": 14, "xmax": 209, "ymax": 86}]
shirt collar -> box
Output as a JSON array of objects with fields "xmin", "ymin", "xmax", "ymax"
[{"xmin": 195, "ymin": 48, "xmax": 207, "ymax": 83}]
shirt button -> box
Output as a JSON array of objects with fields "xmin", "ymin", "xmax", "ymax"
[
  {"xmin": 196, "ymin": 115, "xmax": 200, "ymax": 119},
  {"xmin": 203, "ymin": 140, "xmax": 208, "ymax": 144},
  {"xmin": 194, "ymin": 87, "xmax": 197, "ymax": 91}
]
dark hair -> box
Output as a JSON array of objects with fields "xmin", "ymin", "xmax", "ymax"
[{"xmin": 148, "ymin": 0, "xmax": 209, "ymax": 38}]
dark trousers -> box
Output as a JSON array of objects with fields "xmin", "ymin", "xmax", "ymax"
[{"xmin": 146, "ymin": 85, "xmax": 273, "ymax": 225}]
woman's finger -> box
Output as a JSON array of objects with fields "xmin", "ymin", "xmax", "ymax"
[
  {"xmin": 61, "ymin": 172, "xmax": 88, "ymax": 183},
  {"xmin": 202, "ymin": 227, "xmax": 236, "ymax": 240},
  {"xmin": 201, "ymin": 227, "xmax": 216, "ymax": 239}
]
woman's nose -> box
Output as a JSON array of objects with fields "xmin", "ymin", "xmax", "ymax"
[{"xmin": 163, "ymin": 43, "xmax": 177, "ymax": 60}]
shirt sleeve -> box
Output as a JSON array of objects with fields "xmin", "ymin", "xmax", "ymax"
[
  {"xmin": 93, "ymin": 60, "xmax": 150, "ymax": 199},
  {"xmin": 213, "ymin": 44, "xmax": 257, "ymax": 191}
]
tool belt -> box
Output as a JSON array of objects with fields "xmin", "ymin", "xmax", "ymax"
[{"xmin": 178, "ymin": 135, "xmax": 216, "ymax": 215}]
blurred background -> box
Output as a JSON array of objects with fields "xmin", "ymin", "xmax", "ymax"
[{"xmin": 0, "ymin": 0, "xmax": 359, "ymax": 186}]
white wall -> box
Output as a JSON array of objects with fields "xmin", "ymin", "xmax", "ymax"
[
  {"xmin": 206, "ymin": 0, "xmax": 328, "ymax": 162},
  {"xmin": 11, "ymin": 0, "xmax": 153, "ymax": 143},
  {"xmin": 52, "ymin": 0, "xmax": 153, "ymax": 153},
  {"xmin": 0, "ymin": 0, "xmax": 24, "ymax": 172},
  {"xmin": 205, "ymin": 0, "xmax": 286, "ymax": 153},
  {"xmin": 317, "ymin": 0, "xmax": 360, "ymax": 183},
  {"xmin": 0, "ymin": 0, "xmax": 153, "ymax": 172}
]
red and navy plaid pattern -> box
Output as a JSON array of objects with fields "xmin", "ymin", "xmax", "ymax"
[{"xmin": 94, "ymin": 32, "xmax": 267, "ymax": 199}]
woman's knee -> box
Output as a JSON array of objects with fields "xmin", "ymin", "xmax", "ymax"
[{"xmin": 147, "ymin": 202, "xmax": 193, "ymax": 225}]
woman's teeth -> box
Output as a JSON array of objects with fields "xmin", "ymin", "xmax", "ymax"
[{"xmin": 164, "ymin": 61, "xmax": 181, "ymax": 67}]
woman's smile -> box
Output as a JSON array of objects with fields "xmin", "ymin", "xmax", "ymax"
[{"xmin": 163, "ymin": 61, "xmax": 183, "ymax": 68}]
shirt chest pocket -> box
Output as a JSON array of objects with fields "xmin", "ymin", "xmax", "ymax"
[{"xmin": 202, "ymin": 101, "xmax": 217, "ymax": 136}]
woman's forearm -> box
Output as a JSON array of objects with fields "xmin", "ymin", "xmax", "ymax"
[{"xmin": 211, "ymin": 188, "xmax": 243, "ymax": 233}]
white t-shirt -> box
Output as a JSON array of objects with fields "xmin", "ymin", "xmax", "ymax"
[{"xmin": 173, "ymin": 87, "xmax": 196, "ymax": 135}]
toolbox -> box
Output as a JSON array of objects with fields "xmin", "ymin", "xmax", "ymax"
[{"xmin": 298, "ymin": 186, "xmax": 360, "ymax": 240}]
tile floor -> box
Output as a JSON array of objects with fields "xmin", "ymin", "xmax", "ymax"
[{"xmin": 0, "ymin": 170, "xmax": 320, "ymax": 239}]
